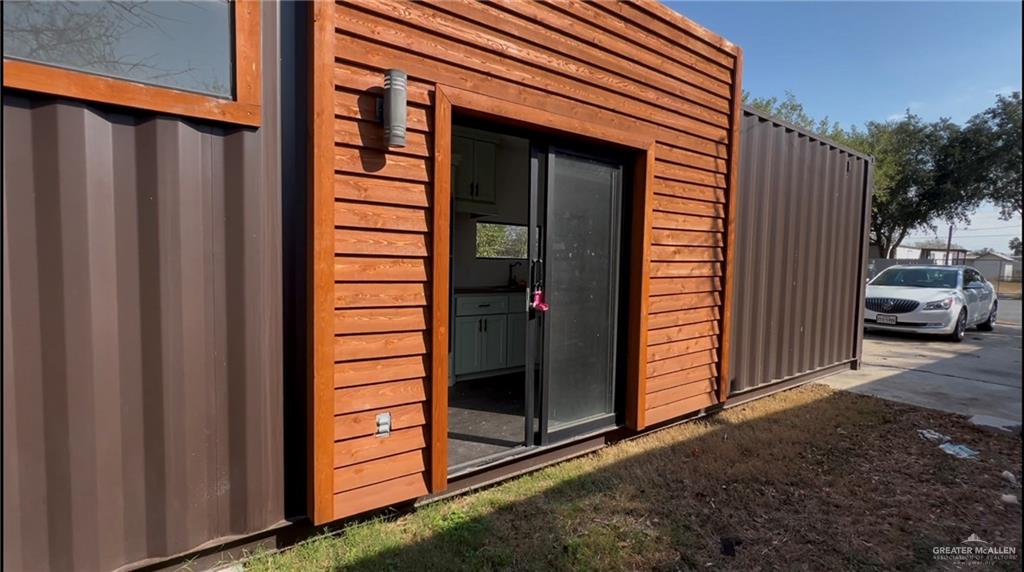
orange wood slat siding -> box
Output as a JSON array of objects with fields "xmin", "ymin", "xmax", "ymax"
[{"xmin": 312, "ymin": 0, "xmax": 742, "ymax": 522}]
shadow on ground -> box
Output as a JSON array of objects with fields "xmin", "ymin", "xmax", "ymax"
[{"xmin": 249, "ymin": 385, "xmax": 1022, "ymax": 572}]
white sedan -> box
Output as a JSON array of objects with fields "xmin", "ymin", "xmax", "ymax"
[{"xmin": 864, "ymin": 265, "xmax": 998, "ymax": 342}]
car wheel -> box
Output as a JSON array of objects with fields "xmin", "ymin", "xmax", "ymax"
[
  {"xmin": 977, "ymin": 301, "xmax": 997, "ymax": 331},
  {"xmin": 948, "ymin": 309, "xmax": 967, "ymax": 342}
]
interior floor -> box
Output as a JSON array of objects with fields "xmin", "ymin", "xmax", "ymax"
[{"xmin": 448, "ymin": 372, "xmax": 528, "ymax": 469}]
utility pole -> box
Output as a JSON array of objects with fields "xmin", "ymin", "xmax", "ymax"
[{"xmin": 944, "ymin": 224, "xmax": 954, "ymax": 265}]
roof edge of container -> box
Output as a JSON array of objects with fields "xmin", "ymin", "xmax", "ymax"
[{"xmin": 742, "ymin": 105, "xmax": 873, "ymax": 161}]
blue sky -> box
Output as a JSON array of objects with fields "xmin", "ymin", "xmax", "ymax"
[{"xmin": 669, "ymin": 1, "xmax": 1022, "ymax": 251}]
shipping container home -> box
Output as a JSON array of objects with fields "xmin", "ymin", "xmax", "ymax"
[{"xmin": 2, "ymin": 2, "xmax": 870, "ymax": 570}]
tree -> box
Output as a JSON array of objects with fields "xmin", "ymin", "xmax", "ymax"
[
  {"xmin": 1010, "ymin": 237, "xmax": 1022, "ymax": 257},
  {"xmin": 854, "ymin": 113, "xmax": 984, "ymax": 257},
  {"xmin": 743, "ymin": 90, "xmax": 854, "ymax": 143},
  {"xmin": 744, "ymin": 91, "xmax": 1008, "ymax": 258},
  {"xmin": 971, "ymin": 247, "xmax": 996, "ymax": 256},
  {"xmin": 475, "ymin": 223, "xmax": 527, "ymax": 259},
  {"xmin": 964, "ymin": 92, "xmax": 1022, "ymax": 219}
]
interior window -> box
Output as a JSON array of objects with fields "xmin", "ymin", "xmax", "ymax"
[
  {"xmin": 475, "ymin": 222, "xmax": 528, "ymax": 259},
  {"xmin": 3, "ymin": 0, "xmax": 234, "ymax": 98}
]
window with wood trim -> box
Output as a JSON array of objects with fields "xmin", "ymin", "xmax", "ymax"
[{"xmin": 2, "ymin": 0, "xmax": 261, "ymax": 126}]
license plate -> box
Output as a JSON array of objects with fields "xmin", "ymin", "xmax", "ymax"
[{"xmin": 877, "ymin": 314, "xmax": 897, "ymax": 325}]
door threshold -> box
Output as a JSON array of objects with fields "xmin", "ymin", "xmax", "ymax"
[{"xmin": 446, "ymin": 419, "xmax": 622, "ymax": 480}]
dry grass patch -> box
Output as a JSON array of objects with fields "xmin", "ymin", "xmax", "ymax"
[{"xmin": 246, "ymin": 384, "xmax": 1021, "ymax": 571}]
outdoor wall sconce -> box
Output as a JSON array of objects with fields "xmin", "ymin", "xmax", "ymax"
[{"xmin": 382, "ymin": 69, "xmax": 407, "ymax": 148}]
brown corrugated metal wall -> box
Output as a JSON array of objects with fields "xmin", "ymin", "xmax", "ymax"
[
  {"xmin": 729, "ymin": 108, "xmax": 872, "ymax": 394},
  {"xmin": 1, "ymin": 6, "xmax": 283, "ymax": 571}
]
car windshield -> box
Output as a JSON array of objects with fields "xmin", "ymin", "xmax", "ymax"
[{"xmin": 870, "ymin": 268, "xmax": 959, "ymax": 288}]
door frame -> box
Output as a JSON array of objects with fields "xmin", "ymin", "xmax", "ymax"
[{"xmin": 430, "ymin": 84, "xmax": 655, "ymax": 492}]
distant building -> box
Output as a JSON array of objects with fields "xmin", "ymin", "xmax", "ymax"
[{"xmin": 966, "ymin": 251, "xmax": 1019, "ymax": 281}]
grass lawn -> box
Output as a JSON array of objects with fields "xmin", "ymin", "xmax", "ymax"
[{"xmin": 245, "ymin": 384, "xmax": 1021, "ymax": 571}]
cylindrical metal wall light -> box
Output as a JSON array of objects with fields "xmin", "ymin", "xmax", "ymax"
[{"xmin": 383, "ymin": 69, "xmax": 407, "ymax": 148}]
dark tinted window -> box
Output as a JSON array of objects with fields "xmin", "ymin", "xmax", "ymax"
[
  {"xmin": 3, "ymin": 0, "xmax": 233, "ymax": 97},
  {"xmin": 871, "ymin": 267, "xmax": 959, "ymax": 288}
]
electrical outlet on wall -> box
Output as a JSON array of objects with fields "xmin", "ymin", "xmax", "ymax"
[{"xmin": 375, "ymin": 412, "xmax": 391, "ymax": 438}]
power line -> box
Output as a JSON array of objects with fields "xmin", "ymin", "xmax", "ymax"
[
  {"xmin": 953, "ymin": 226, "xmax": 1023, "ymax": 233},
  {"xmin": 905, "ymin": 233, "xmax": 1018, "ymax": 239}
]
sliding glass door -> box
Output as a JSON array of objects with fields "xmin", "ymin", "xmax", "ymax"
[{"xmin": 529, "ymin": 147, "xmax": 623, "ymax": 444}]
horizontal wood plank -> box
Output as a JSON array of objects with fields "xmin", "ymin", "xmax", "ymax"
[
  {"xmin": 334, "ymin": 62, "xmax": 434, "ymax": 106},
  {"xmin": 333, "ymin": 426, "xmax": 428, "ymax": 467},
  {"xmin": 335, "ymin": 331, "xmax": 428, "ymax": 362},
  {"xmin": 647, "ymin": 334, "xmax": 718, "ymax": 362},
  {"xmin": 335, "ymin": 257, "xmax": 429, "ymax": 282},
  {"xmin": 335, "ymin": 117, "xmax": 432, "ymax": 156},
  {"xmin": 647, "ymin": 307, "xmax": 720, "ymax": 330},
  {"xmin": 335, "ymin": 378, "xmax": 429, "ymax": 414},
  {"xmin": 335, "ymin": 201, "xmax": 430, "ymax": 232},
  {"xmin": 652, "ymin": 194, "xmax": 724, "ymax": 218},
  {"xmin": 653, "ymin": 176, "xmax": 726, "ymax": 203},
  {"xmin": 651, "ymin": 229, "xmax": 723, "ymax": 247},
  {"xmin": 647, "ymin": 292, "xmax": 721, "ymax": 314},
  {"xmin": 335, "ymin": 307, "xmax": 429, "ymax": 334},
  {"xmin": 334, "ymin": 283, "xmax": 428, "ymax": 308},
  {"xmin": 649, "ymin": 262, "xmax": 721, "ymax": 278},
  {"xmin": 646, "ymin": 348, "xmax": 718, "ymax": 378},
  {"xmin": 649, "ymin": 246, "xmax": 723, "ymax": 262},
  {"xmin": 333, "ymin": 472, "xmax": 429, "ymax": 519},
  {"xmin": 644, "ymin": 392, "xmax": 717, "ymax": 425},
  {"xmin": 654, "ymin": 161, "xmax": 727, "ymax": 187},
  {"xmin": 646, "ymin": 320, "xmax": 719, "ymax": 346},
  {"xmin": 334, "ymin": 176, "xmax": 430, "ymax": 208},
  {"xmin": 334, "ymin": 355, "xmax": 428, "ymax": 388},
  {"xmin": 656, "ymin": 143, "xmax": 728, "ymax": 173},
  {"xmin": 334, "ymin": 402, "xmax": 428, "ymax": 440},
  {"xmin": 335, "ymin": 229, "xmax": 428, "ymax": 257},
  {"xmin": 336, "ymin": 146, "xmax": 432, "ymax": 183},
  {"xmin": 648, "ymin": 277, "xmax": 720, "ymax": 296},
  {"xmin": 334, "ymin": 450, "xmax": 427, "ymax": 493},
  {"xmin": 646, "ymin": 363, "xmax": 718, "ymax": 394},
  {"xmin": 334, "ymin": 89, "xmax": 432, "ymax": 131},
  {"xmin": 646, "ymin": 378, "xmax": 716, "ymax": 408},
  {"xmin": 651, "ymin": 211, "xmax": 724, "ymax": 231}
]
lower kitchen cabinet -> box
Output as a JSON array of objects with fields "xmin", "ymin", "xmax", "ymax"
[{"xmin": 453, "ymin": 293, "xmax": 526, "ymax": 378}]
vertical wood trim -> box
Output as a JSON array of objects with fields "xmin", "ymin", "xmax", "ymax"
[
  {"xmin": 627, "ymin": 144, "xmax": 656, "ymax": 430},
  {"xmin": 234, "ymin": 0, "xmax": 262, "ymax": 108},
  {"xmin": 717, "ymin": 47, "xmax": 743, "ymax": 403},
  {"xmin": 309, "ymin": 0, "xmax": 335, "ymax": 525},
  {"xmin": 429, "ymin": 86, "xmax": 453, "ymax": 492},
  {"xmin": 851, "ymin": 159, "xmax": 874, "ymax": 370}
]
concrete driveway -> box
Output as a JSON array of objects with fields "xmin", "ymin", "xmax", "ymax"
[{"xmin": 823, "ymin": 299, "xmax": 1022, "ymax": 431}]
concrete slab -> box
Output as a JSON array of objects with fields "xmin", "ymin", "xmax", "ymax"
[{"xmin": 823, "ymin": 314, "xmax": 1022, "ymax": 431}]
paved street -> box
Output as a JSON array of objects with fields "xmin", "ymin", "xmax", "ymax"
[{"xmin": 824, "ymin": 300, "xmax": 1022, "ymax": 431}]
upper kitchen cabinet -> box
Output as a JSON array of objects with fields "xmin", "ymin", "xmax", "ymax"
[{"xmin": 453, "ymin": 131, "xmax": 499, "ymax": 214}]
